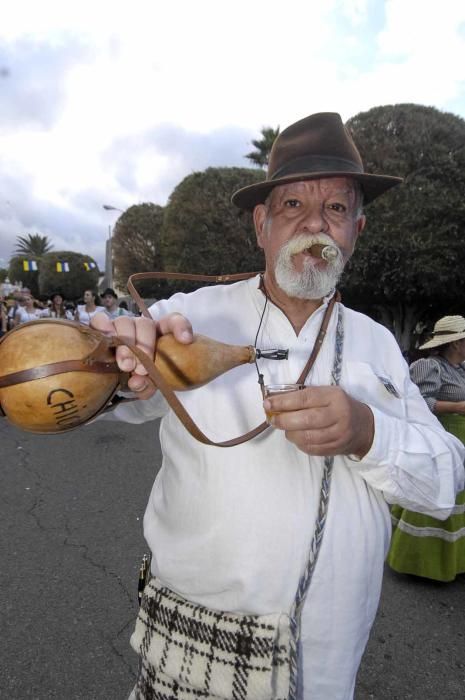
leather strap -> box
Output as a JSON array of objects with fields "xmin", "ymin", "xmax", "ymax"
[
  {"xmin": 0, "ymin": 319, "xmax": 120, "ymax": 388},
  {"xmin": 110, "ymin": 289, "xmax": 339, "ymax": 447},
  {"xmin": 127, "ymin": 271, "xmax": 262, "ymax": 319},
  {"xmin": 0, "ymin": 359, "xmax": 119, "ymax": 388}
]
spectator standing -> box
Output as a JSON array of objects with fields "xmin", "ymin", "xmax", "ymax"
[
  {"xmin": 388, "ymin": 315, "xmax": 465, "ymax": 581},
  {"xmin": 101, "ymin": 288, "xmax": 133, "ymax": 320},
  {"xmin": 0, "ymin": 297, "xmax": 7, "ymax": 337},
  {"xmin": 6, "ymin": 294, "xmax": 22, "ymax": 330},
  {"xmin": 75, "ymin": 290, "xmax": 104, "ymax": 326},
  {"xmin": 42, "ymin": 292, "xmax": 74, "ymax": 320},
  {"xmin": 14, "ymin": 293, "xmax": 45, "ymax": 326}
]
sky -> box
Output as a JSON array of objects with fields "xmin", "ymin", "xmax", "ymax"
[{"xmin": 0, "ymin": 0, "xmax": 464, "ymax": 273}]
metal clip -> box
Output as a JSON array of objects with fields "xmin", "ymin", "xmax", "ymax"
[{"xmin": 255, "ymin": 348, "xmax": 289, "ymax": 360}]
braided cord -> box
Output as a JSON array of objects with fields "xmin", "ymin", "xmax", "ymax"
[{"xmin": 288, "ymin": 304, "xmax": 344, "ymax": 700}]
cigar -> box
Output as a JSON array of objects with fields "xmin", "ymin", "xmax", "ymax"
[{"xmin": 308, "ymin": 244, "xmax": 338, "ymax": 261}]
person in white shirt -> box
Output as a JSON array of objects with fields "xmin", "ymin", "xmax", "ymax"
[
  {"xmin": 41, "ymin": 292, "xmax": 74, "ymax": 321},
  {"xmin": 101, "ymin": 287, "xmax": 133, "ymax": 320},
  {"xmin": 14, "ymin": 293, "xmax": 44, "ymax": 325},
  {"xmin": 75, "ymin": 289, "xmax": 104, "ymax": 325},
  {"xmin": 91, "ymin": 113, "xmax": 465, "ymax": 700}
]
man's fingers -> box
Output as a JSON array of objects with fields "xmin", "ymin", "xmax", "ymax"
[
  {"xmin": 89, "ymin": 311, "xmax": 115, "ymax": 334},
  {"xmin": 128, "ymin": 374, "xmax": 157, "ymax": 399},
  {"xmin": 114, "ymin": 316, "xmax": 156, "ymax": 375},
  {"xmin": 270, "ymin": 407, "xmax": 335, "ymax": 432},
  {"xmin": 158, "ymin": 313, "xmax": 193, "ymax": 343},
  {"xmin": 263, "ymin": 387, "xmax": 331, "ymax": 421}
]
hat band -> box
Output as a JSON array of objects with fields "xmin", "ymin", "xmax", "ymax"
[
  {"xmin": 433, "ymin": 329, "xmax": 465, "ymax": 336},
  {"xmin": 270, "ymin": 155, "xmax": 364, "ymax": 181}
]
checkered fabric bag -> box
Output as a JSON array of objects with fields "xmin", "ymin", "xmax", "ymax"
[{"xmin": 130, "ymin": 578, "xmax": 291, "ymax": 700}]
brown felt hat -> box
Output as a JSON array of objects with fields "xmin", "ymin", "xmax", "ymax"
[{"xmin": 232, "ymin": 112, "xmax": 403, "ymax": 211}]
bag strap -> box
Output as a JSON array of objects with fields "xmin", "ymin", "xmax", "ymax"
[
  {"xmin": 127, "ymin": 271, "xmax": 263, "ymax": 319},
  {"xmin": 288, "ymin": 304, "xmax": 344, "ymax": 700}
]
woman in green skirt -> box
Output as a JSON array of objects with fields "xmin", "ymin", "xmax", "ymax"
[{"xmin": 388, "ymin": 315, "xmax": 465, "ymax": 581}]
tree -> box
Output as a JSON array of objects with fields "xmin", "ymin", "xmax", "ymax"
[
  {"xmin": 14, "ymin": 233, "xmax": 53, "ymax": 256},
  {"xmin": 341, "ymin": 104, "xmax": 465, "ymax": 353},
  {"xmin": 0, "ymin": 268, "xmax": 7, "ymax": 283},
  {"xmin": 38, "ymin": 251, "xmax": 99, "ymax": 299},
  {"xmin": 245, "ymin": 126, "xmax": 280, "ymax": 168},
  {"xmin": 8, "ymin": 256, "xmax": 40, "ymax": 297},
  {"xmin": 112, "ymin": 203, "xmax": 167, "ymax": 298},
  {"xmin": 160, "ymin": 167, "xmax": 265, "ymax": 294}
]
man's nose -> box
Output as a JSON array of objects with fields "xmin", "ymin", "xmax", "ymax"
[{"xmin": 299, "ymin": 204, "xmax": 329, "ymax": 233}]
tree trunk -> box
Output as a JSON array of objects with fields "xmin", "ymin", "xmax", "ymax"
[{"xmin": 376, "ymin": 303, "xmax": 420, "ymax": 356}]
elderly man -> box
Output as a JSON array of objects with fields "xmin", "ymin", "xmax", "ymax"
[{"xmin": 93, "ymin": 113, "xmax": 464, "ymax": 700}]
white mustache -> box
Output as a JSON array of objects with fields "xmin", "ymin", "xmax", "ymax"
[{"xmin": 282, "ymin": 233, "xmax": 342, "ymax": 260}]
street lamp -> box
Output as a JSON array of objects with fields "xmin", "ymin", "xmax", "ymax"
[{"xmin": 102, "ymin": 204, "xmax": 124, "ymax": 289}]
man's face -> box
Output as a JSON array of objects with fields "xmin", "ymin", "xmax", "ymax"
[
  {"xmin": 102, "ymin": 294, "xmax": 116, "ymax": 309},
  {"xmin": 253, "ymin": 177, "xmax": 366, "ymax": 300}
]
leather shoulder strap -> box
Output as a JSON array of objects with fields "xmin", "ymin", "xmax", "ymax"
[{"xmin": 127, "ymin": 271, "xmax": 262, "ymax": 319}]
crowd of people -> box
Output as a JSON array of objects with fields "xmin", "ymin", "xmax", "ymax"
[{"xmin": 0, "ymin": 286, "xmax": 134, "ymax": 336}]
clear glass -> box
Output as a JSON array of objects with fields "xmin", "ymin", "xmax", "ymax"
[{"xmin": 263, "ymin": 383, "xmax": 304, "ymax": 420}]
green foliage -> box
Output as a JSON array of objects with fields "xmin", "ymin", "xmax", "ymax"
[
  {"xmin": 160, "ymin": 167, "xmax": 265, "ymax": 293},
  {"xmin": 14, "ymin": 233, "xmax": 53, "ymax": 256},
  {"xmin": 245, "ymin": 126, "xmax": 280, "ymax": 168},
  {"xmin": 341, "ymin": 104, "xmax": 465, "ymax": 349},
  {"xmin": 0, "ymin": 268, "xmax": 7, "ymax": 283},
  {"xmin": 112, "ymin": 203, "xmax": 167, "ymax": 298},
  {"xmin": 8, "ymin": 256, "xmax": 40, "ymax": 297},
  {"xmin": 38, "ymin": 251, "xmax": 99, "ymax": 299}
]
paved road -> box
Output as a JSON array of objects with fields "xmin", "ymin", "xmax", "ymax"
[{"xmin": 1, "ymin": 418, "xmax": 464, "ymax": 699}]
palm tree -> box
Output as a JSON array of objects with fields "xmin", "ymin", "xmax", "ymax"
[
  {"xmin": 14, "ymin": 234, "xmax": 54, "ymax": 256},
  {"xmin": 245, "ymin": 126, "xmax": 280, "ymax": 168}
]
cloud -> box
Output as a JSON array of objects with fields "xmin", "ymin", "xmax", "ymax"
[
  {"xmin": 104, "ymin": 124, "xmax": 258, "ymax": 204},
  {"xmin": 0, "ymin": 0, "xmax": 464, "ymax": 279},
  {"xmin": 0, "ymin": 36, "xmax": 93, "ymax": 129}
]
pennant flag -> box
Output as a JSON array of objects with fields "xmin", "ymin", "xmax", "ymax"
[
  {"xmin": 23, "ymin": 260, "xmax": 38, "ymax": 271},
  {"xmin": 56, "ymin": 261, "xmax": 70, "ymax": 272},
  {"xmin": 84, "ymin": 261, "xmax": 97, "ymax": 271}
]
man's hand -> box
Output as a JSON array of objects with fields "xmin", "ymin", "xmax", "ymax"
[
  {"xmin": 90, "ymin": 312, "xmax": 193, "ymax": 399},
  {"xmin": 263, "ymin": 386, "xmax": 374, "ymax": 459}
]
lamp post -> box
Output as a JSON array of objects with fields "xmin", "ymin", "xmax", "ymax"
[{"xmin": 102, "ymin": 204, "xmax": 124, "ymax": 290}]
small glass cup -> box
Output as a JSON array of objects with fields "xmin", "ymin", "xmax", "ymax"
[{"xmin": 263, "ymin": 383, "xmax": 304, "ymax": 421}]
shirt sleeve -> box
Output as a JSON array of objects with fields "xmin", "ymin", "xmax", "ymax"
[
  {"xmin": 96, "ymin": 391, "xmax": 169, "ymax": 424},
  {"xmin": 409, "ymin": 358, "xmax": 441, "ymax": 412},
  {"xmin": 345, "ymin": 371, "xmax": 465, "ymax": 520}
]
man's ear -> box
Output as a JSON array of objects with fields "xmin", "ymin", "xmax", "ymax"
[
  {"xmin": 253, "ymin": 204, "xmax": 267, "ymax": 250},
  {"xmin": 355, "ymin": 214, "xmax": 366, "ymax": 239}
]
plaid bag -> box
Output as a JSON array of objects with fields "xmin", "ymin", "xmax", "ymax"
[{"xmin": 130, "ymin": 578, "xmax": 291, "ymax": 700}]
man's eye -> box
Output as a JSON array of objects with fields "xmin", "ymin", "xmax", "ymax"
[
  {"xmin": 284, "ymin": 199, "xmax": 300, "ymax": 208},
  {"xmin": 328, "ymin": 203, "xmax": 346, "ymax": 213}
]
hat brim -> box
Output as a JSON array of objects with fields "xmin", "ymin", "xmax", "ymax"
[
  {"xmin": 419, "ymin": 331, "xmax": 465, "ymax": 350},
  {"xmin": 231, "ymin": 171, "xmax": 403, "ymax": 211}
]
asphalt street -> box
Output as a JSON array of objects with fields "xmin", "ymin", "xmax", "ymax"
[{"xmin": 1, "ymin": 417, "xmax": 464, "ymax": 699}]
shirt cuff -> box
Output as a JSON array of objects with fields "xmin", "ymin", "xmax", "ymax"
[{"xmin": 345, "ymin": 404, "xmax": 391, "ymax": 469}]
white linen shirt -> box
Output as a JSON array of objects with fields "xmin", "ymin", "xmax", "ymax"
[{"xmin": 104, "ymin": 276, "xmax": 464, "ymax": 699}]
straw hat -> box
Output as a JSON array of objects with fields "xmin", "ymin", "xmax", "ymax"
[
  {"xmin": 231, "ymin": 112, "xmax": 402, "ymax": 211},
  {"xmin": 419, "ymin": 316, "xmax": 465, "ymax": 350}
]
